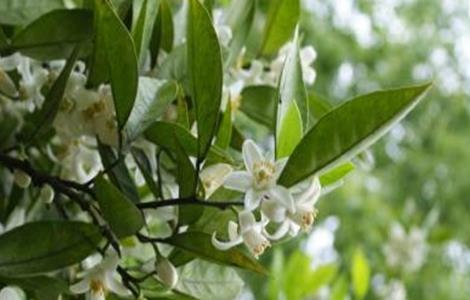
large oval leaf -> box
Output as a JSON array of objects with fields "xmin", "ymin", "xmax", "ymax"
[
  {"xmin": 92, "ymin": 0, "xmax": 138, "ymax": 129},
  {"xmin": 187, "ymin": 0, "xmax": 223, "ymax": 161},
  {"xmin": 11, "ymin": 9, "xmax": 93, "ymax": 60},
  {"xmin": 0, "ymin": 0, "xmax": 65, "ymax": 26},
  {"xmin": 164, "ymin": 232, "xmax": 267, "ymax": 275},
  {"xmin": 240, "ymin": 85, "xmax": 277, "ymax": 129},
  {"xmin": 278, "ymin": 83, "xmax": 432, "ymax": 187},
  {"xmin": 0, "ymin": 221, "xmax": 101, "ymax": 277},
  {"xmin": 94, "ymin": 175, "xmax": 144, "ymax": 238}
]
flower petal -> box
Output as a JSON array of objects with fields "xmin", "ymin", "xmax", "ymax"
[
  {"xmin": 269, "ymin": 186, "xmax": 295, "ymax": 212},
  {"xmin": 242, "ymin": 139, "xmax": 263, "ymax": 172},
  {"xmin": 224, "ymin": 171, "xmax": 252, "ymax": 192},
  {"xmin": 211, "ymin": 232, "xmax": 243, "ymax": 250},
  {"xmin": 244, "ymin": 189, "xmax": 261, "ymax": 211},
  {"xmin": 238, "ymin": 210, "xmax": 257, "ymax": 229},
  {"xmin": 228, "ymin": 221, "xmax": 239, "ymax": 241},
  {"xmin": 274, "ymin": 157, "xmax": 288, "ymax": 180},
  {"xmin": 70, "ymin": 278, "xmax": 91, "ymax": 294},
  {"xmin": 263, "ymin": 220, "xmax": 290, "ymax": 240},
  {"xmin": 261, "ymin": 200, "xmax": 286, "ymax": 223},
  {"xmin": 296, "ymin": 176, "xmax": 321, "ymax": 205},
  {"xmin": 104, "ymin": 273, "xmax": 130, "ymax": 296}
]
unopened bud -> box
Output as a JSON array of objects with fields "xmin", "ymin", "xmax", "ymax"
[
  {"xmin": 39, "ymin": 184, "xmax": 54, "ymax": 204},
  {"xmin": 14, "ymin": 169, "xmax": 31, "ymax": 188},
  {"xmin": 155, "ymin": 258, "xmax": 178, "ymax": 289}
]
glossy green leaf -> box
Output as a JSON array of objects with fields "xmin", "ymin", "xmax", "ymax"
[
  {"xmin": 92, "ymin": 0, "xmax": 138, "ymax": 129},
  {"xmin": 276, "ymin": 100, "xmax": 303, "ymax": 159},
  {"xmin": 10, "ymin": 9, "xmax": 93, "ymax": 60},
  {"xmin": 319, "ymin": 162, "xmax": 355, "ymax": 187},
  {"xmin": 176, "ymin": 260, "xmax": 244, "ymax": 300},
  {"xmin": 131, "ymin": 0, "xmax": 159, "ymax": 67},
  {"xmin": 144, "ymin": 122, "xmax": 232, "ymax": 163},
  {"xmin": 308, "ymin": 91, "xmax": 333, "ymax": 125},
  {"xmin": 0, "ymin": 221, "xmax": 101, "ymax": 276},
  {"xmin": 240, "ymin": 85, "xmax": 277, "ymax": 128},
  {"xmin": 278, "ymin": 83, "xmax": 432, "ymax": 187},
  {"xmin": 165, "ymin": 232, "xmax": 267, "ymax": 275},
  {"xmin": 187, "ymin": 0, "xmax": 223, "ymax": 161},
  {"xmin": 131, "ymin": 148, "xmax": 160, "ymax": 198},
  {"xmin": 150, "ymin": 0, "xmax": 174, "ymax": 66},
  {"xmin": 0, "ymin": 275, "xmax": 67, "ymax": 300},
  {"xmin": 0, "ymin": 0, "xmax": 65, "ymax": 26},
  {"xmin": 215, "ymin": 100, "xmax": 232, "ymax": 149},
  {"xmin": 124, "ymin": 77, "xmax": 178, "ymax": 142},
  {"xmin": 23, "ymin": 46, "xmax": 80, "ymax": 142},
  {"xmin": 94, "ymin": 175, "xmax": 144, "ymax": 238},
  {"xmin": 351, "ymin": 247, "xmax": 370, "ymax": 300},
  {"xmin": 260, "ymin": 0, "xmax": 300, "ymax": 55}
]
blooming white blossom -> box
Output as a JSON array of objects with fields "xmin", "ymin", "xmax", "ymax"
[
  {"xmin": 0, "ymin": 286, "xmax": 25, "ymax": 300},
  {"xmin": 383, "ymin": 222, "xmax": 428, "ymax": 273},
  {"xmin": 155, "ymin": 258, "xmax": 179, "ymax": 289},
  {"xmin": 270, "ymin": 43, "xmax": 318, "ymax": 85},
  {"xmin": 224, "ymin": 139, "xmax": 294, "ymax": 211},
  {"xmin": 212, "ymin": 210, "xmax": 270, "ymax": 257},
  {"xmin": 70, "ymin": 252, "xmax": 129, "ymax": 300},
  {"xmin": 200, "ymin": 163, "xmax": 233, "ymax": 198}
]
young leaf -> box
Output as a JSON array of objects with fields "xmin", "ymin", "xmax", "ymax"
[
  {"xmin": 187, "ymin": 0, "xmax": 223, "ymax": 161},
  {"xmin": 351, "ymin": 247, "xmax": 370, "ymax": 300},
  {"xmin": 164, "ymin": 232, "xmax": 267, "ymax": 275},
  {"xmin": 319, "ymin": 162, "xmax": 355, "ymax": 187},
  {"xmin": 278, "ymin": 83, "xmax": 432, "ymax": 187},
  {"xmin": 150, "ymin": 0, "xmax": 174, "ymax": 66},
  {"xmin": 260, "ymin": 0, "xmax": 300, "ymax": 56},
  {"xmin": 131, "ymin": 148, "xmax": 160, "ymax": 198},
  {"xmin": 124, "ymin": 77, "xmax": 178, "ymax": 142},
  {"xmin": 94, "ymin": 175, "xmax": 144, "ymax": 238},
  {"xmin": 276, "ymin": 30, "xmax": 308, "ymax": 158},
  {"xmin": 131, "ymin": 0, "xmax": 159, "ymax": 67},
  {"xmin": 11, "ymin": 9, "xmax": 93, "ymax": 60},
  {"xmin": 92, "ymin": 0, "xmax": 138, "ymax": 129},
  {"xmin": 0, "ymin": 0, "xmax": 65, "ymax": 26},
  {"xmin": 240, "ymin": 85, "xmax": 277, "ymax": 129},
  {"xmin": 215, "ymin": 100, "xmax": 232, "ymax": 150},
  {"xmin": 0, "ymin": 221, "xmax": 101, "ymax": 276}
]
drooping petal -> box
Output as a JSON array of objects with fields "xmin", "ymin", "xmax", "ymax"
[
  {"xmin": 296, "ymin": 177, "xmax": 321, "ymax": 205},
  {"xmin": 211, "ymin": 232, "xmax": 243, "ymax": 250},
  {"xmin": 224, "ymin": 171, "xmax": 252, "ymax": 192},
  {"xmin": 268, "ymin": 186, "xmax": 295, "ymax": 213},
  {"xmin": 261, "ymin": 200, "xmax": 286, "ymax": 223},
  {"xmin": 104, "ymin": 273, "xmax": 129, "ymax": 296},
  {"xmin": 242, "ymin": 228, "xmax": 270, "ymax": 257},
  {"xmin": 242, "ymin": 139, "xmax": 264, "ymax": 173},
  {"xmin": 243, "ymin": 189, "xmax": 262, "ymax": 211},
  {"xmin": 228, "ymin": 221, "xmax": 239, "ymax": 241},
  {"xmin": 201, "ymin": 164, "xmax": 233, "ymax": 197},
  {"xmin": 263, "ymin": 220, "xmax": 290, "ymax": 240},
  {"xmin": 70, "ymin": 278, "xmax": 91, "ymax": 294},
  {"xmin": 238, "ymin": 210, "xmax": 257, "ymax": 230}
]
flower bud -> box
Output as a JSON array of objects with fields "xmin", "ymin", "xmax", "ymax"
[
  {"xmin": 39, "ymin": 184, "xmax": 54, "ymax": 204},
  {"xmin": 13, "ymin": 169, "xmax": 31, "ymax": 188},
  {"xmin": 155, "ymin": 258, "xmax": 178, "ymax": 289}
]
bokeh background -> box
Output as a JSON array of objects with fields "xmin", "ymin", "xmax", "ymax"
[{"xmin": 240, "ymin": 0, "xmax": 470, "ymax": 299}]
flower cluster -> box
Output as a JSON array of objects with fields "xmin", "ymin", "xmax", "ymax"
[{"xmin": 212, "ymin": 140, "xmax": 322, "ymax": 257}]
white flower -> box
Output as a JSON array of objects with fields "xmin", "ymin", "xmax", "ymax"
[
  {"xmin": 16, "ymin": 55, "xmax": 49, "ymax": 110},
  {"xmin": 155, "ymin": 258, "xmax": 179, "ymax": 289},
  {"xmin": 70, "ymin": 252, "xmax": 129, "ymax": 300},
  {"xmin": 13, "ymin": 169, "xmax": 31, "ymax": 188},
  {"xmin": 224, "ymin": 139, "xmax": 294, "ymax": 211},
  {"xmin": 383, "ymin": 222, "xmax": 428, "ymax": 273},
  {"xmin": 0, "ymin": 68, "xmax": 18, "ymax": 98},
  {"xmin": 263, "ymin": 177, "xmax": 322, "ymax": 239},
  {"xmin": 212, "ymin": 210, "xmax": 270, "ymax": 258},
  {"xmin": 0, "ymin": 286, "xmax": 25, "ymax": 300},
  {"xmin": 270, "ymin": 43, "xmax": 317, "ymax": 85},
  {"xmin": 39, "ymin": 184, "xmax": 55, "ymax": 204},
  {"xmin": 200, "ymin": 163, "xmax": 233, "ymax": 198},
  {"xmin": 0, "ymin": 207, "xmax": 26, "ymax": 234}
]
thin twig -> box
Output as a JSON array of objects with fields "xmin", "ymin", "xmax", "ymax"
[{"xmin": 136, "ymin": 197, "xmax": 244, "ymax": 210}]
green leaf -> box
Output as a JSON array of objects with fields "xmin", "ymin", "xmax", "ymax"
[
  {"xmin": 176, "ymin": 260, "xmax": 244, "ymax": 300},
  {"xmin": 0, "ymin": 275, "xmax": 68, "ymax": 300},
  {"xmin": 22, "ymin": 45, "xmax": 80, "ymax": 142},
  {"xmin": 92, "ymin": 0, "xmax": 138, "ymax": 129},
  {"xmin": 331, "ymin": 275, "xmax": 349, "ymax": 300},
  {"xmin": 308, "ymin": 91, "xmax": 333, "ymax": 125},
  {"xmin": 240, "ymin": 85, "xmax": 277, "ymax": 129},
  {"xmin": 10, "ymin": 9, "xmax": 93, "ymax": 60},
  {"xmin": 187, "ymin": 0, "xmax": 223, "ymax": 161},
  {"xmin": 131, "ymin": 0, "xmax": 159, "ymax": 67},
  {"xmin": 124, "ymin": 77, "xmax": 178, "ymax": 142},
  {"xmin": 276, "ymin": 100, "xmax": 303, "ymax": 159},
  {"xmin": 165, "ymin": 232, "xmax": 267, "ymax": 274},
  {"xmin": 0, "ymin": 221, "xmax": 101, "ymax": 276},
  {"xmin": 131, "ymin": 148, "xmax": 160, "ymax": 198},
  {"xmin": 150, "ymin": 0, "xmax": 174, "ymax": 66},
  {"xmin": 215, "ymin": 100, "xmax": 232, "ymax": 149},
  {"xmin": 144, "ymin": 122, "xmax": 232, "ymax": 163},
  {"xmin": 94, "ymin": 175, "xmax": 144, "ymax": 238},
  {"xmin": 0, "ymin": 0, "xmax": 65, "ymax": 26},
  {"xmin": 275, "ymin": 30, "xmax": 308, "ymax": 158},
  {"xmin": 319, "ymin": 162, "xmax": 355, "ymax": 187},
  {"xmin": 174, "ymin": 134, "xmax": 202, "ymax": 225},
  {"xmin": 278, "ymin": 83, "xmax": 432, "ymax": 187},
  {"xmin": 351, "ymin": 247, "xmax": 370, "ymax": 300},
  {"xmin": 260, "ymin": 0, "xmax": 300, "ymax": 56}
]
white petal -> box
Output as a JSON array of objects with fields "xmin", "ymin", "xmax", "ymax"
[
  {"xmin": 104, "ymin": 273, "xmax": 129, "ymax": 296},
  {"xmin": 228, "ymin": 221, "xmax": 239, "ymax": 241},
  {"xmin": 238, "ymin": 210, "xmax": 257, "ymax": 230},
  {"xmin": 269, "ymin": 186, "xmax": 295, "ymax": 212},
  {"xmin": 224, "ymin": 171, "xmax": 252, "ymax": 192},
  {"xmin": 303, "ymin": 67, "xmax": 316, "ymax": 85},
  {"xmin": 274, "ymin": 158, "xmax": 288, "ymax": 180},
  {"xmin": 0, "ymin": 287, "xmax": 24, "ymax": 300},
  {"xmin": 155, "ymin": 259, "xmax": 179, "ymax": 289},
  {"xmin": 211, "ymin": 232, "xmax": 243, "ymax": 250},
  {"xmin": 201, "ymin": 163, "xmax": 233, "ymax": 197},
  {"xmin": 263, "ymin": 220, "xmax": 290, "ymax": 240},
  {"xmin": 296, "ymin": 177, "xmax": 321, "ymax": 205},
  {"xmin": 100, "ymin": 251, "xmax": 120, "ymax": 270},
  {"xmin": 261, "ymin": 200, "xmax": 286, "ymax": 223},
  {"xmin": 300, "ymin": 46, "xmax": 317, "ymax": 65},
  {"xmin": 242, "ymin": 140, "xmax": 264, "ymax": 172},
  {"xmin": 244, "ymin": 189, "xmax": 261, "ymax": 211},
  {"xmin": 70, "ymin": 278, "xmax": 91, "ymax": 294}
]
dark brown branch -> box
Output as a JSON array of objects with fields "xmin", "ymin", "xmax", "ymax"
[{"xmin": 136, "ymin": 197, "xmax": 244, "ymax": 210}]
